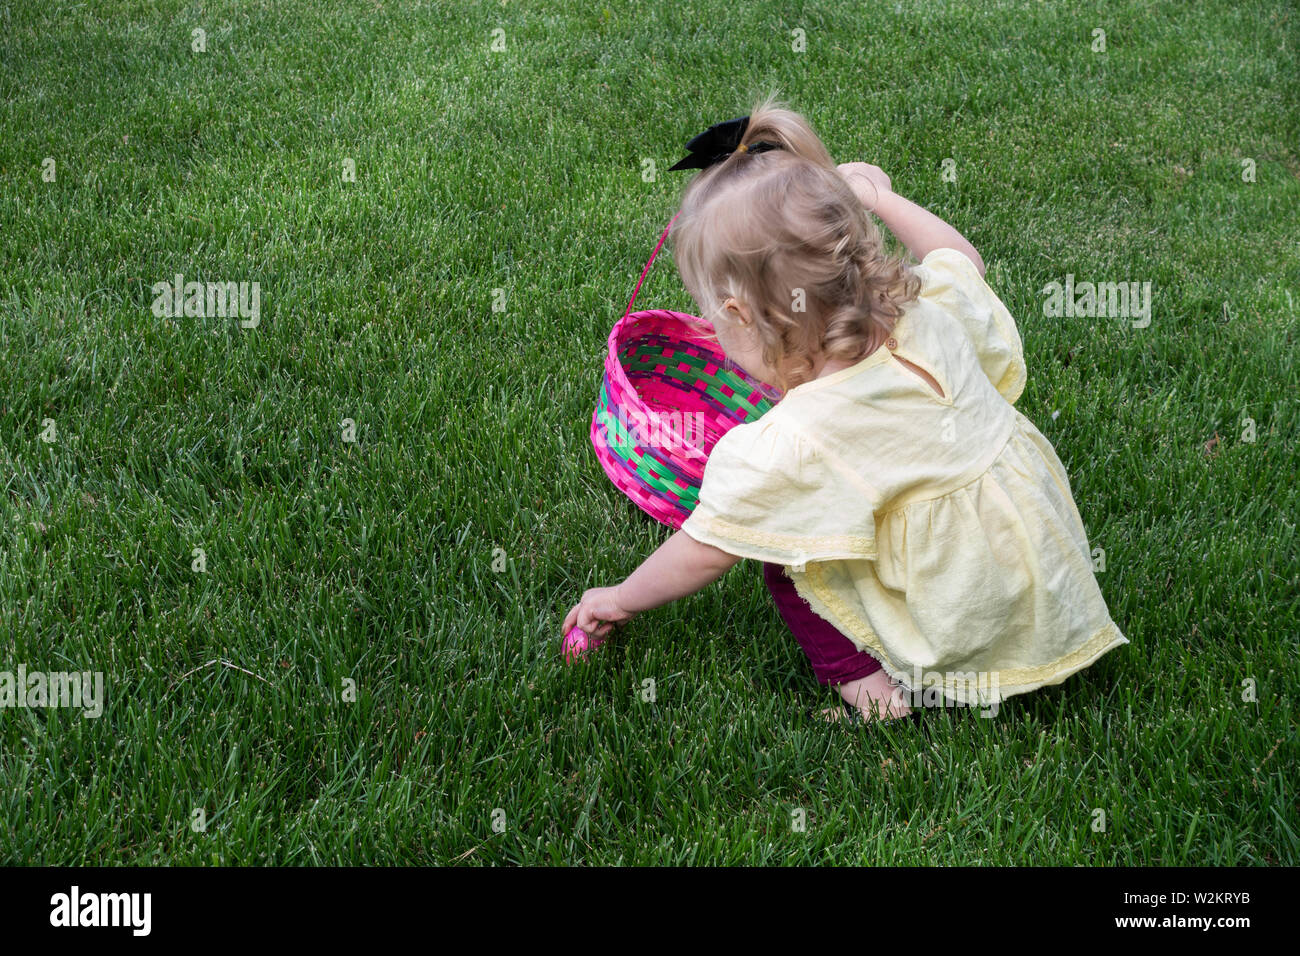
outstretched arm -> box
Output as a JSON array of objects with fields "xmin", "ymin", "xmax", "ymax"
[
  {"xmin": 838, "ymin": 162, "xmax": 986, "ymax": 275},
  {"xmin": 562, "ymin": 529, "xmax": 742, "ymax": 637}
]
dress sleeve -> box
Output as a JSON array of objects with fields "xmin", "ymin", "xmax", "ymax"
[
  {"xmin": 917, "ymin": 248, "xmax": 1027, "ymax": 405},
  {"xmin": 679, "ymin": 414, "xmax": 878, "ymax": 567}
]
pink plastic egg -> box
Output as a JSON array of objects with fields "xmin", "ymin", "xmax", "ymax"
[{"xmin": 562, "ymin": 626, "xmax": 605, "ymax": 663}]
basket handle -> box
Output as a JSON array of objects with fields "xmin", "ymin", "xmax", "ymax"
[{"xmin": 623, "ymin": 211, "xmax": 680, "ymax": 321}]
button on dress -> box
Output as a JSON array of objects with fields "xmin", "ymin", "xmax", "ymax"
[{"xmin": 680, "ymin": 248, "xmax": 1128, "ymax": 705}]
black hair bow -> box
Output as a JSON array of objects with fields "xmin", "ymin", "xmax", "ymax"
[{"xmin": 668, "ymin": 115, "xmax": 781, "ymax": 171}]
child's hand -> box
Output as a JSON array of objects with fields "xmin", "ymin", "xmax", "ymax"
[
  {"xmin": 562, "ymin": 586, "xmax": 635, "ymax": 639},
  {"xmin": 837, "ymin": 162, "xmax": 892, "ymax": 211}
]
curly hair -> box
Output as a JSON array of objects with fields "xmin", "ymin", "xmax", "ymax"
[{"xmin": 672, "ymin": 91, "xmax": 921, "ymax": 392}]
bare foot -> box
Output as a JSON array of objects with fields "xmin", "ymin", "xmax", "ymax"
[{"xmin": 817, "ymin": 670, "xmax": 913, "ymax": 724}]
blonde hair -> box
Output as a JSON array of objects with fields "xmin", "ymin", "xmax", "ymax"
[{"xmin": 672, "ymin": 91, "xmax": 921, "ymax": 392}]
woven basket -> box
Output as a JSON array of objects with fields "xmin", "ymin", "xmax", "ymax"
[{"xmin": 590, "ymin": 214, "xmax": 778, "ymax": 529}]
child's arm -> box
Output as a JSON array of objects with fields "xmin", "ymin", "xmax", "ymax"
[
  {"xmin": 562, "ymin": 529, "xmax": 743, "ymax": 638},
  {"xmin": 838, "ymin": 162, "xmax": 986, "ymax": 275}
]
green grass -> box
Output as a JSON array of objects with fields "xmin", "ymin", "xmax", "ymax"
[{"xmin": 0, "ymin": 0, "xmax": 1296, "ymax": 865}]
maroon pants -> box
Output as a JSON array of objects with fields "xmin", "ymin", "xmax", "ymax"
[{"xmin": 763, "ymin": 562, "xmax": 882, "ymax": 685}]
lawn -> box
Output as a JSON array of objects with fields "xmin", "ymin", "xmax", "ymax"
[{"xmin": 0, "ymin": 0, "xmax": 1296, "ymax": 864}]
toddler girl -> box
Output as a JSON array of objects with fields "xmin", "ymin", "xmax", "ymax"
[{"xmin": 563, "ymin": 96, "xmax": 1127, "ymax": 724}]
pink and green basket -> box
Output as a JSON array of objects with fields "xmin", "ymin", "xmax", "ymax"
[{"xmin": 591, "ymin": 213, "xmax": 779, "ymax": 529}]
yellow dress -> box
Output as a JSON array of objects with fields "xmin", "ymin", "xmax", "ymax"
[{"xmin": 680, "ymin": 248, "xmax": 1127, "ymax": 705}]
